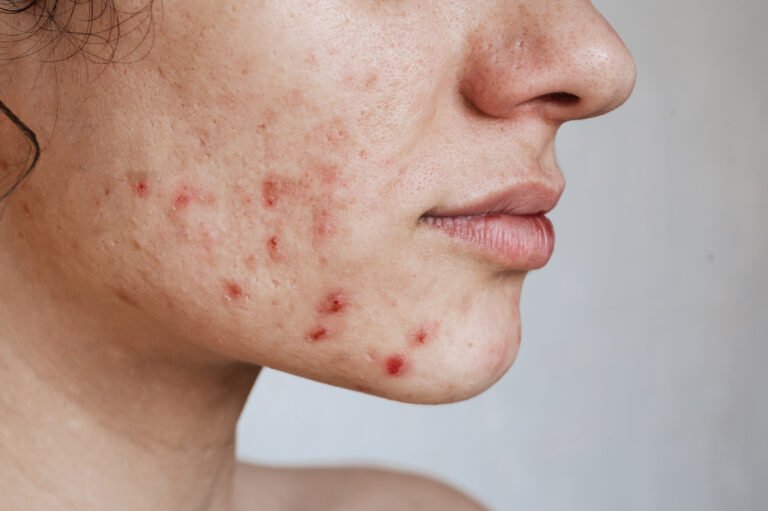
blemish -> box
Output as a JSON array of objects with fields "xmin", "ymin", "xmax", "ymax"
[
  {"xmin": 410, "ymin": 321, "xmax": 440, "ymax": 347},
  {"xmin": 308, "ymin": 326, "xmax": 328, "ymax": 342},
  {"xmin": 134, "ymin": 181, "xmax": 149, "ymax": 198},
  {"xmin": 170, "ymin": 184, "xmax": 216, "ymax": 211},
  {"xmin": 261, "ymin": 177, "xmax": 282, "ymax": 208},
  {"xmin": 224, "ymin": 280, "xmax": 246, "ymax": 301},
  {"xmin": 21, "ymin": 202, "xmax": 31, "ymax": 217},
  {"xmin": 114, "ymin": 289, "xmax": 141, "ymax": 309},
  {"xmin": 312, "ymin": 207, "xmax": 335, "ymax": 244},
  {"xmin": 318, "ymin": 291, "xmax": 348, "ymax": 314},
  {"xmin": 267, "ymin": 235, "xmax": 282, "ymax": 261},
  {"xmin": 245, "ymin": 254, "xmax": 258, "ymax": 270},
  {"xmin": 385, "ymin": 355, "xmax": 407, "ymax": 376}
]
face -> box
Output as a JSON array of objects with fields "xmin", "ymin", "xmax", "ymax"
[{"xmin": 2, "ymin": 0, "xmax": 635, "ymax": 403}]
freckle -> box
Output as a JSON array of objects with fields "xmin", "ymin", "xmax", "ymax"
[
  {"xmin": 385, "ymin": 355, "xmax": 407, "ymax": 376},
  {"xmin": 131, "ymin": 239, "xmax": 142, "ymax": 250},
  {"xmin": 104, "ymin": 187, "xmax": 112, "ymax": 196},
  {"xmin": 224, "ymin": 280, "xmax": 246, "ymax": 301},
  {"xmin": 358, "ymin": 149, "xmax": 368, "ymax": 160},
  {"xmin": 308, "ymin": 326, "xmax": 328, "ymax": 342},
  {"xmin": 318, "ymin": 291, "xmax": 348, "ymax": 314}
]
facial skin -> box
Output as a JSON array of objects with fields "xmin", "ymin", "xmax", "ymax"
[{"xmin": 1, "ymin": 0, "xmax": 634, "ymax": 406}]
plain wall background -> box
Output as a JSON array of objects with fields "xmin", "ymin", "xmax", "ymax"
[{"xmin": 237, "ymin": 1, "xmax": 768, "ymax": 509}]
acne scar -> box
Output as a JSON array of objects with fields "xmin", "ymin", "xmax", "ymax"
[
  {"xmin": 318, "ymin": 291, "xmax": 348, "ymax": 314},
  {"xmin": 385, "ymin": 355, "xmax": 407, "ymax": 377}
]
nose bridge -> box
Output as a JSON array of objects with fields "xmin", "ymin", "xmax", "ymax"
[{"xmin": 460, "ymin": 1, "xmax": 637, "ymax": 122}]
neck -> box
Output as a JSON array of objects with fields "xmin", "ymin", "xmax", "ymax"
[{"xmin": 0, "ymin": 220, "xmax": 260, "ymax": 511}]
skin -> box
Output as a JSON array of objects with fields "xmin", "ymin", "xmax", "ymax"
[{"xmin": 0, "ymin": 0, "xmax": 636, "ymax": 510}]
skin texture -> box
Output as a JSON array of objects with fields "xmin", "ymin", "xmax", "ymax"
[{"xmin": 0, "ymin": 1, "xmax": 636, "ymax": 510}]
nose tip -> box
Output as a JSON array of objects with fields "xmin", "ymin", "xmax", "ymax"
[{"xmin": 460, "ymin": 3, "xmax": 637, "ymax": 123}]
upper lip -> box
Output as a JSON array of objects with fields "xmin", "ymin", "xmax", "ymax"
[{"xmin": 422, "ymin": 179, "xmax": 565, "ymax": 218}]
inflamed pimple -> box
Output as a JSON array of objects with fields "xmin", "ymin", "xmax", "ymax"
[
  {"xmin": 261, "ymin": 177, "xmax": 282, "ymax": 208},
  {"xmin": 385, "ymin": 355, "xmax": 407, "ymax": 377},
  {"xmin": 317, "ymin": 291, "xmax": 349, "ymax": 314},
  {"xmin": 307, "ymin": 326, "xmax": 328, "ymax": 342},
  {"xmin": 134, "ymin": 181, "xmax": 149, "ymax": 198},
  {"xmin": 224, "ymin": 280, "xmax": 246, "ymax": 301},
  {"xmin": 410, "ymin": 321, "xmax": 441, "ymax": 347},
  {"xmin": 267, "ymin": 236, "xmax": 282, "ymax": 261}
]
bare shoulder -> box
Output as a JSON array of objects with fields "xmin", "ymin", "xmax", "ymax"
[{"xmin": 235, "ymin": 462, "xmax": 489, "ymax": 511}]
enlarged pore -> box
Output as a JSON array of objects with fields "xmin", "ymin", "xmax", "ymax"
[
  {"xmin": 0, "ymin": 100, "xmax": 39, "ymax": 205},
  {"xmin": 0, "ymin": 0, "xmax": 157, "ymax": 64}
]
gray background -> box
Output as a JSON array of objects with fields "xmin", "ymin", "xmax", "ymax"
[{"xmin": 237, "ymin": 1, "xmax": 768, "ymax": 509}]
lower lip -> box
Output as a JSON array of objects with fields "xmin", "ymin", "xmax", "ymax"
[{"xmin": 421, "ymin": 214, "xmax": 555, "ymax": 270}]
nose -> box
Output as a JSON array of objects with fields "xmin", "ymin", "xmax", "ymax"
[{"xmin": 459, "ymin": 2, "xmax": 637, "ymax": 123}]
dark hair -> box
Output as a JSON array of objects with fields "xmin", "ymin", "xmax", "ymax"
[{"xmin": 0, "ymin": 0, "xmax": 155, "ymax": 203}]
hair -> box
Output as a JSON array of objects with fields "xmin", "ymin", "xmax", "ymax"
[{"xmin": 0, "ymin": 0, "xmax": 155, "ymax": 203}]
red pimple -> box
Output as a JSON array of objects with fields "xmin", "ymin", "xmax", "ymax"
[
  {"xmin": 385, "ymin": 355, "xmax": 407, "ymax": 376},
  {"xmin": 224, "ymin": 280, "xmax": 245, "ymax": 301},
  {"xmin": 173, "ymin": 190, "xmax": 192, "ymax": 210},
  {"xmin": 134, "ymin": 181, "xmax": 149, "ymax": 198},
  {"xmin": 318, "ymin": 291, "xmax": 348, "ymax": 314},
  {"xmin": 262, "ymin": 178, "xmax": 280, "ymax": 208},
  {"xmin": 267, "ymin": 235, "xmax": 283, "ymax": 261},
  {"xmin": 410, "ymin": 321, "xmax": 440, "ymax": 347},
  {"xmin": 308, "ymin": 327, "xmax": 328, "ymax": 342}
]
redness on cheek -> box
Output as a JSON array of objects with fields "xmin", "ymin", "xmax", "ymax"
[
  {"xmin": 385, "ymin": 355, "xmax": 407, "ymax": 377},
  {"xmin": 317, "ymin": 291, "xmax": 349, "ymax": 314}
]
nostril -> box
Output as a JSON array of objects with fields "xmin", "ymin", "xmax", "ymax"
[{"xmin": 540, "ymin": 92, "xmax": 580, "ymax": 106}]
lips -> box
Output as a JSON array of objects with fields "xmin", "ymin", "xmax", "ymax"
[{"xmin": 420, "ymin": 181, "xmax": 563, "ymax": 270}]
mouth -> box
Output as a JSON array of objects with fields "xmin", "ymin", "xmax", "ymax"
[{"xmin": 419, "ymin": 180, "xmax": 563, "ymax": 271}]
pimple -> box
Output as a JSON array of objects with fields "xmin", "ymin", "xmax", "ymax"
[
  {"xmin": 261, "ymin": 176, "xmax": 284, "ymax": 208},
  {"xmin": 410, "ymin": 321, "xmax": 440, "ymax": 347},
  {"xmin": 127, "ymin": 171, "xmax": 150, "ymax": 198},
  {"xmin": 267, "ymin": 235, "xmax": 282, "ymax": 261},
  {"xmin": 363, "ymin": 72, "xmax": 379, "ymax": 89},
  {"xmin": 385, "ymin": 355, "xmax": 407, "ymax": 377},
  {"xmin": 224, "ymin": 280, "xmax": 247, "ymax": 301},
  {"xmin": 307, "ymin": 326, "xmax": 328, "ymax": 342},
  {"xmin": 317, "ymin": 291, "xmax": 349, "ymax": 314},
  {"xmin": 170, "ymin": 184, "xmax": 216, "ymax": 211},
  {"xmin": 312, "ymin": 207, "xmax": 335, "ymax": 245}
]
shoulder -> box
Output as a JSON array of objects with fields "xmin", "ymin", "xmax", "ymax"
[{"xmin": 235, "ymin": 462, "xmax": 489, "ymax": 511}]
